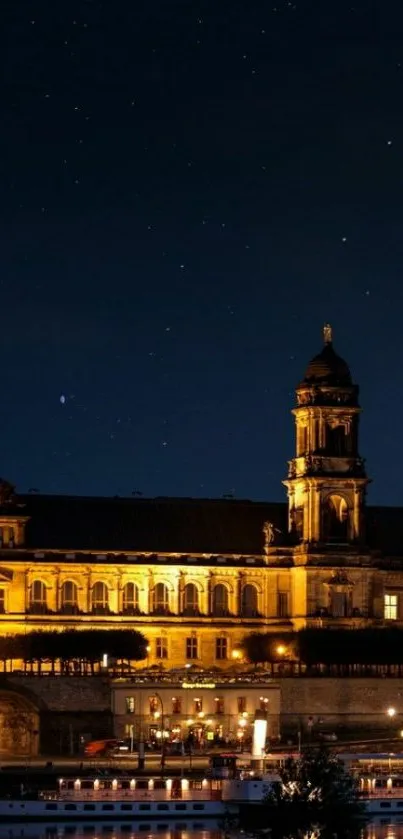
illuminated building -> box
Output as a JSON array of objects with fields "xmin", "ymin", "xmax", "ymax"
[
  {"xmin": 0, "ymin": 324, "xmax": 401, "ymax": 669},
  {"xmin": 112, "ymin": 677, "xmax": 280, "ymax": 744}
]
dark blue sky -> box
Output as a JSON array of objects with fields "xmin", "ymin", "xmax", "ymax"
[{"xmin": 2, "ymin": 0, "xmax": 403, "ymax": 504}]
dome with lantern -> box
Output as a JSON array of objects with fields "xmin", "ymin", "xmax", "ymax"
[{"xmin": 300, "ymin": 324, "xmax": 353, "ymax": 387}]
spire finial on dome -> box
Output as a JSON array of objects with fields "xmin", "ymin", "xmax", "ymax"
[{"xmin": 323, "ymin": 323, "xmax": 332, "ymax": 345}]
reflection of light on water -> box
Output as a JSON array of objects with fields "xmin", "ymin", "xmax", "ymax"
[
  {"xmin": 0, "ymin": 824, "xmax": 224, "ymax": 839},
  {"xmin": 363, "ymin": 825, "xmax": 403, "ymax": 839}
]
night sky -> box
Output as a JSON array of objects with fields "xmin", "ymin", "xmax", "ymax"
[{"xmin": 2, "ymin": 1, "xmax": 403, "ymax": 505}]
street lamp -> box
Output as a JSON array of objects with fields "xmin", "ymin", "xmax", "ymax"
[{"xmin": 387, "ymin": 707, "xmax": 397, "ymax": 718}]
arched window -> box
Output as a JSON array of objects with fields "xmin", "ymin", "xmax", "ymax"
[
  {"xmin": 92, "ymin": 581, "xmax": 109, "ymax": 615},
  {"xmin": 152, "ymin": 582, "xmax": 170, "ymax": 615},
  {"xmin": 241, "ymin": 584, "xmax": 258, "ymax": 618},
  {"xmin": 212, "ymin": 583, "xmax": 229, "ymax": 617},
  {"xmin": 30, "ymin": 580, "xmax": 47, "ymax": 614},
  {"xmin": 183, "ymin": 583, "xmax": 199, "ymax": 616},
  {"xmin": 122, "ymin": 582, "xmax": 139, "ymax": 615},
  {"xmin": 322, "ymin": 495, "xmax": 349, "ymax": 543},
  {"xmin": 61, "ymin": 580, "xmax": 79, "ymax": 614},
  {"xmin": 327, "ymin": 423, "xmax": 349, "ymax": 456}
]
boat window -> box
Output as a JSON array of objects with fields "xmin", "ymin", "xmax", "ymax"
[
  {"xmin": 120, "ymin": 805, "xmax": 133, "ymax": 811},
  {"xmin": 101, "ymin": 805, "xmax": 115, "ymax": 811},
  {"xmin": 64, "ymin": 804, "xmax": 77, "ymax": 811},
  {"xmin": 398, "ymin": 803, "xmax": 403, "ymax": 808},
  {"xmin": 139, "ymin": 804, "xmax": 151, "ymax": 811},
  {"xmin": 45, "ymin": 804, "xmax": 58, "ymax": 810},
  {"xmin": 157, "ymin": 804, "xmax": 169, "ymax": 811},
  {"xmin": 138, "ymin": 825, "xmax": 151, "ymax": 831},
  {"xmin": 83, "ymin": 804, "xmax": 96, "ymax": 811},
  {"xmin": 175, "ymin": 804, "xmax": 187, "ymax": 810},
  {"xmin": 192, "ymin": 804, "xmax": 205, "ymax": 810},
  {"xmin": 380, "ymin": 803, "xmax": 392, "ymax": 809}
]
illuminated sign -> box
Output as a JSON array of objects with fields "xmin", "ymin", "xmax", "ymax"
[{"xmin": 181, "ymin": 682, "xmax": 216, "ymax": 689}]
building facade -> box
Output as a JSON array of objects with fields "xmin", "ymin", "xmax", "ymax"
[
  {"xmin": 0, "ymin": 325, "xmax": 401, "ymax": 668},
  {"xmin": 111, "ymin": 676, "xmax": 280, "ymax": 746}
]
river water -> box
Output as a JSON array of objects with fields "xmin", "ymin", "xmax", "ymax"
[{"xmin": 0, "ymin": 823, "xmax": 401, "ymax": 839}]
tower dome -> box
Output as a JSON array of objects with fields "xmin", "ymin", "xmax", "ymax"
[{"xmin": 301, "ymin": 324, "xmax": 352, "ymax": 387}]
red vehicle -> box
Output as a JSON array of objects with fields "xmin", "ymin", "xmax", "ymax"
[{"xmin": 84, "ymin": 738, "xmax": 118, "ymax": 757}]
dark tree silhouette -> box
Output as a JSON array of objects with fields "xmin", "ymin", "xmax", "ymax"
[
  {"xmin": 259, "ymin": 747, "xmax": 364, "ymax": 839},
  {"xmin": 0, "ymin": 630, "xmax": 148, "ymax": 674}
]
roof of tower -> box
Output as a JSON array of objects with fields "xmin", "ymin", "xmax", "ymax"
[{"xmin": 300, "ymin": 324, "xmax": 353, "ymax": 387}]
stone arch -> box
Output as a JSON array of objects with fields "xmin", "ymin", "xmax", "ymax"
[
  {"xmin": 29, "ymin": 579, "xmax": 48, "ymax": 614},
  {"xmin": 91, "ymin": 581, "xmax": 110, "ymax": 614},
  {"xmin": 182, "ymin": 582, "xmax": 200, "ymax": 616},
  {"xmin": 322, "ymin": 494, "xmax": 350, "ymax": 542},
  {"xmin": 0, "ymin": 686, "xmax": 40, "ymax": 757},
  {"xmin": 240, "ymin": 583, "xmax": 259, "ymax": 617},
  {"xmin": 212, "ymin": 583, "xmax": 230, "ymax": 617},
  {"xmin": 151, "ymin": 581, "xmax": 170, "ymax": 615},
  {"xmin": 122, "ymin": 581, "xmax": 140, "ymax": 614},
  {"xmin": 60, "ymin": 579, "xmax": 79, "ymax": 614}
]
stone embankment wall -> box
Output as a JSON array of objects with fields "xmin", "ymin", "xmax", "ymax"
[
  {"xmin": 4, "ymin": 676, "xmax": 112, "ymax": 755},
  {"xmin": 6, "ymin": 675, "xmax": 111, "ymax": 711},
  {"xmin": 280, "ymin": 678, "xmax": 403, "ymax": 734},
  {"xmin": 4, "ymin": 675, "xmax": 403, "ymax": 751}
]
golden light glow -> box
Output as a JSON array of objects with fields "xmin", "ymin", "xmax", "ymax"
[
  {"xmin": 276, "ymin": 644, "xmax": 286, "ymax": 656},
  {"xmin": 387, "ymin": 706, "xmax": 397, "ymax": 718}
]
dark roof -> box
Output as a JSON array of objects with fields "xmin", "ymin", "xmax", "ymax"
[
  {"xmin": 19, "ymin": 494, "xmax": 288, "ymax": 555},
  {"xmin": 7, "ymin": 493, "xmax": 403, "ymax": 558},
  {"xmin": 301, "ymin": 341, "xmax": 352, "ymax": 387}
]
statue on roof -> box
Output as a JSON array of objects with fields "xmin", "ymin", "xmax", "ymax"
[
  {"xmin": 262, "ymin": 521, "xmax": 281, "ymax": 554},
  {"xmin": 323, "ymin": 323, "xmax": 333, "ymax": 344}
]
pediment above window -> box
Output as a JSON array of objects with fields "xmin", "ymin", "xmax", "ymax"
[{"xmin": 323, "ymin": 570, "xmax": 354, "ymax": 588}]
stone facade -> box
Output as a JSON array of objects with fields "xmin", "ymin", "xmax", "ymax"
[{"xmin": 0, "ymin": 326, "xmax": 400, "ymax": 670}]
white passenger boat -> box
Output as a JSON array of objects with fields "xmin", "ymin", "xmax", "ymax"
[
  {"xmin": 0, "ymin": 775, "xmax": 274, "ymax": 821},
  {"xmin": 339, "ymin": 752, "xmax": 403, "ymax": 815}
]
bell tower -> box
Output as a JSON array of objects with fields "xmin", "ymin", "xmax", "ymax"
[{"xmin": 283, "ymin": 325, "xmax": 369, "ymax": 547}]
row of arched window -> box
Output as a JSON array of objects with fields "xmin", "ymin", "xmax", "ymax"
[{"xmin": 27, "ymin": 580, "xmax": 261, "ymax": 618}]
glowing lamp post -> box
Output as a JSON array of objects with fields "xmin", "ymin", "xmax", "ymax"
[
  {"xmin": 252, "ymin": 710, "xmax": 267, "ymax": 770},
  {"xmin": 153, "ymin": 693, "xmax": 167, "ymax": 774}
]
